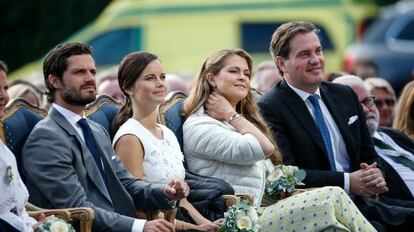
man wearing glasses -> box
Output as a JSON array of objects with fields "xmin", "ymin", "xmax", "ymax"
[
  {"xmin": 334, "ymin": 75, "xmax": 414, "ymax": 203},
  {"xmin": 364, "ymin": 77, "xmax": 396, "ymax": 127}
]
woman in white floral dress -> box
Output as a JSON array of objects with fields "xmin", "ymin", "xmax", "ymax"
[{"xmin": 112, "ymin": 51, "xmax": 221, "ymax": 231}]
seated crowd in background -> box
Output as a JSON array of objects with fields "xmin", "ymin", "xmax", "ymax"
[
  {"xmin": 7, "ymin": 79, "xmax": 43, "ymax": 107},
  {"xmin": 96, "ymin": 66, "xmax": 125, "ymax": 103},
  {"xmin": 2, "ymin": 19, "xmax": 414, "ymax": 232}
]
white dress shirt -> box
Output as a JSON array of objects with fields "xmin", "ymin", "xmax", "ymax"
[
  {"xmin": 53, "ymin": 104, "xmax": 146, "ymax": 232},
  {"xmin": 286, "ymin": 82, "xmax": 351, "ymax": 192}
]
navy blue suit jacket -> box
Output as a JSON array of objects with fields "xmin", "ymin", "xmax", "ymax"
[{"xmin": 258, "ymin": 80, "xmax": 381, "ymax": 188}]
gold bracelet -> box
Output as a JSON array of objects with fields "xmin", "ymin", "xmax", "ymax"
[{"xmin": 229, "ymin": 112, "xmax": 241, "ymax": 123}]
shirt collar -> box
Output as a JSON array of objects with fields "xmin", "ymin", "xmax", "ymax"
[
  {"xmin": 285, "ymin": 81, "xmax": 321, "ymax": 102},
  {"xmin": 52, "ymin": 103, "xmax": 85, "ymax": 127},
  {"xmin": 373, "ymin": 130, "xmax": 385, "ymax": 141}
]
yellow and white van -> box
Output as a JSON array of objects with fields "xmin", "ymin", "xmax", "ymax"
[{"xmin": 11, "ymin": 0, "xmax": 378, "ymax": 80}]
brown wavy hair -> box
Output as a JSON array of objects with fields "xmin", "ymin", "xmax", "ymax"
[
  {"xmin": 183, "ymin": 48, "xmax": 282, "ymax": 164},
  {"xmin": 393, "ymin": 81, "xmax": 414, "ymax": 140}
]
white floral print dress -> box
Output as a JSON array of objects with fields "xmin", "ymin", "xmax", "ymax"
[{"xmin": 113, "ymin": 118, "xmax": 185, "ymax": 184}]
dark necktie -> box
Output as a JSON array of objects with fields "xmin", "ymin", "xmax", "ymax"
[
  {"xmin": 77, "ymin": 118, "xmax": 106, "ymax": 178},
  {"xmin": 372, "ymin": 137, "xmax": 414, "ymax": 171},
  {"xmin": 308, "ymin": 95, "xmax": 336, "ymax": 171}
]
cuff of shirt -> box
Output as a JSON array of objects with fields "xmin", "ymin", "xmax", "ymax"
[
  {"xmin": 132, "ymin": 219, "xmax": 146, "ymax": 232},
  {"xmin": 344, "ymin": 172, "xmax": 350, "ymax": 193}
]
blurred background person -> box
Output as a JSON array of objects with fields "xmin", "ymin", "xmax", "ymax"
[
  {"xmin": 96, "ymin": 66, "xmax": 125, "ymax": 103},
  {"xmin": 325, "ymin": 71, "xmax": 349, "ymax": 82},
  {"xmin": 165, "ymin": 73, "xmax": 190, "ymax": 95},
  {"xmin": 394, "ymin": 81, "xmax": 414, "ymax": 141},
  {"xmin": 350, "ymin": 59, "xmax": 378, "ymax": 80},
  {"xmin": 365, "ymin": 77, "xmax": 396, "ymax": 127},
  {"xmin": 251, "ymin": 61, "xmax": 282, "ymax": 93},
  {"xmin": 8, "ymin": 79, "xmax": 43, "ymax": 107}
]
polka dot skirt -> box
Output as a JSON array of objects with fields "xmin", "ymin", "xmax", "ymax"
[{"xmin": 259, "ymin": 187, "xmax": 376, "ymax": 232}]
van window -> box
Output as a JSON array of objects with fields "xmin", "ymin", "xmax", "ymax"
[
  {"xmin": 89, "ymin": 28, "xmax": 141, "ymax": 66},
  {"xmin": 241, "ymin": 22, "xmax": 334, "ymax": 53},
  {"xmin": 396, "ymin": 18, "xmax": 414, "ymax": 41}
]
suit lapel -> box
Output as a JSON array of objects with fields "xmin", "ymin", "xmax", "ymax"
[
  {"xmin": 88, "ymin": 120, "xmax": 137, "ymax": 217},
  {"xmin": 49, "ymin": 108, "xmax": 112, "ymax": 204},
  {"xmin": 280, "ymin": 81, "xmax": 328, "ymax": 154}
]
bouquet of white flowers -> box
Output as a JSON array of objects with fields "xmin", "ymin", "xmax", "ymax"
[
  {"xmin": 265, "ymin": 165, "xmax": 306, "ymax": 200},
  {"xmin": 218, "ymin": 201, "xmax": 260, "ymax": 232},
  {"xmin": 35, "ymin": 216, "xmax": 75, "ymax": 232}
]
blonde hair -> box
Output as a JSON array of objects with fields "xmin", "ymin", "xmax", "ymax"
[
  {"xmin": 364, "ymin": 77, "xmax": 396, "ymax": 100},
  {"xmin": 393, "ymin": 81, "xmax": 414, "ymax": 139},
  {"xmin": 8, "ymin": 80, "xmax": 42, "ymax": 106},
  {"xmin": 183, "ymin": 48, "xmax": 282, "ymax": 164}
]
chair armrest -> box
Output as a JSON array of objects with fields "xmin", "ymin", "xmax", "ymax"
[
  {"xmin": 223, "ymin": 195, "xmax": 240, "ymax": 210},
  {"xmin": 146, "ymin": 208, "xmax": 177, "ymax": 224},
  {"xmin": 161, "ymin": 208, "xmax": 177, "ymax": 224},
  {"xmin": 224, "ymin": 193, "xmax": 255, "ymax": 209},
  {"xmin": 26, "ymin": 203, "xmax": 95, "ymax": 232},
  {"xmin": 235, "ymin": 193, "xmax": 255, "ymax": 205},
  {"xmin": 65, "ymin": 207, "xmax": 94, "ymax": 232},
  {"xmin": 28, "ymin": 209, "xmax": 72, "ymax": 221}
]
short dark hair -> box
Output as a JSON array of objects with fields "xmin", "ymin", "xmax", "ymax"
[
  {"xmin": 270, "ymin": 21, "xmax": 316, "ymax": 75},
  {"xmin": 43, "ymin": 42, "xmax": 92, "ymax": 102},
  {"xmin": 0, "ymin": 60, "xmax": 9, "ymax": 74}
]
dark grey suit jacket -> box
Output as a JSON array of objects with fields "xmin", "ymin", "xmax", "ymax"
[{"xmin": 23, "ymin": 107, "xmax": 171, "ymax": 232}]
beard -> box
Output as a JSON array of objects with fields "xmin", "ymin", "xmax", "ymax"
[
  {"xmin": 61, "ymin": 84, "xmax": 96, "ymax": 106},
  {"xmin": 366, "ymin": 111, "xmax": 379, "ymax": 136}
]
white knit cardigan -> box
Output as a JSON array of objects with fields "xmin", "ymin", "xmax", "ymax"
[{"xmin": 183, "ymin": 107, "xmax": 266, "ymax": 206}]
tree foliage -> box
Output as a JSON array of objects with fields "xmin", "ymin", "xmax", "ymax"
[{"xmin": 0, "ymin": 0, "xmax": 111, "ymax": 71}]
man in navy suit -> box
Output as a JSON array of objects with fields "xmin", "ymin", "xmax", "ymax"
[
  {"xmin": 258, "ymin": 21, "xmax": 414, "ymax": 230},
  {"xmin": 334, "ymin": 75, "xmax": 414, "ymax": 202}
]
